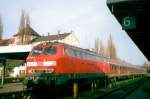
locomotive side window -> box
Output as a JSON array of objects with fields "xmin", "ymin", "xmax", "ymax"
[
  {"xmin": 80, "ymin": 52, "xmax": 85, "ymax": 58},
  {"xmin": 44, "ymin": 47, "xmax": 56, "ymax": 55},
  {"xmin": 64, "ymin": 47, "xmax": 107, "ymax": 62},
  {"xmin": 74, "ymin": 50, "xmax": 80, "ymax": 57},
  {"xmin": 85, "ymin": 54, "xmax": 89, "ymax": 60},
  {"xmin": 90, "ymin": 54, "xmax": 96, "ymax": 61},
  {"xmin": 74, "ymin": 50, "xmax": 82, "ymax": 58},
  {"xmin": 65, "ymin": 48, "xmax": 75, "ymax": 57},
  {"xmin": 31, "ymin": 47, "xmax": 42, "ymax": 55},
  {"xmin": 64, "ymin": 48, "xmax": 70, "ymax": 55},
  {"xmin": 81, "ymin": 52, "xmax": 85, "ymax": 58}
]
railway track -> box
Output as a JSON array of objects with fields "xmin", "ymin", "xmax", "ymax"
[
  {"xmin": 0, "ymin": 76, "xmax": 148, "ymax": 99},
  {"xmin": 0, "ymin": 90, "xmax": 30, "ymax": 99},
  {"xmin": 94, "ymin": 77, "xmax": 149, "ymax": 99},
  {"xmin": 61, "ymin": 76, "xmax": 149, "ymax": 99}
]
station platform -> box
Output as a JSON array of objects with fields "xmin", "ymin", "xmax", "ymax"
[
  {"xmin": 126, "ymin": 78, "xmax": 150, "ymax": 99},
  {"xmin": 0, "ymin": 83, "xmax": 24, "ymax": 94}
]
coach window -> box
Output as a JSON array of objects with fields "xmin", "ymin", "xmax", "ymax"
[
  {"xmin": 123, "ymin": 67, "xmax": 126, "ymax": 70},
  {"xmin": 120, "ymin": 67, "xmax": 122, "ymax": 70},
  {"xmin": 122, "ymin": 67, "xmax": 124, "ymax": 70},
  {"xmin": 111, "ymin": 65, "xmax": 114, "ymax": 70},
  {"xmin": 112, "ymin": 65, "xmax": 118, "ymax": 70},
  {"xmin": 44, "ymin": 47, "xmax": 56, "ymax": 55},
  {"xmin": 120, "ymin": 66, "xmax": 122, "ymax": 70},
  {"xmin": 113, "ymin": 65, "xmax": 116, "ymax": 70},
  {"xmin": 113, "ymin": 65, "xmax": 115, "ymax": 70}
]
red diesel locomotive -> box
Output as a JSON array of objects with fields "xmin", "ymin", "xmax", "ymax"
[{"xmin": 25, "ymin": 42, "xmax": 147, "ymax": 91}]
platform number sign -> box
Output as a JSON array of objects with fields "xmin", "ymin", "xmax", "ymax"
[{"xmin": 122, "ymin": 16, "xmax": 136, "ymax": 30}]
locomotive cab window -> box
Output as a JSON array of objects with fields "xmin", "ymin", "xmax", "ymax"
[
  {"xmin": 31, "ymin": 47, "xmax": 42, "ymax": 55},
  {"xmin": 44, "ymin": 47, "xmax": 57, "ymax": 55}
]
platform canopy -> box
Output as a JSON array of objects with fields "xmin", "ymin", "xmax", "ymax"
[
  {"xmin": 0, "ymin": 45, "xmax": 32, "ymax": 60},
  {"xmin": 107, "ymin": 0, "xmax": 150, "ymax": 61}
]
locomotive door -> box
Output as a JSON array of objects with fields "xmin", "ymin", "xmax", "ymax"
[
  {"xmin": 64, "ymin": 48, "xmax": 75, "ymax": 74},
  {"xmin": 70, "ymin": 56, "xmax": 76, "ymax": 74}
]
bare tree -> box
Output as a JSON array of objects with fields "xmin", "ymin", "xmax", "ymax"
[
  {"xmin": 99, "ymin": 41, "xmax": 105, "ymax": 56},
  {"xmin": 24, "ymin": 14, "xmax": 32, "ymax": 44},
  {"xmin": 94, "ymin": 38, "xmax": 99, "ymax": 53},
  {"xmin": 18, "ymin": 10, "xmax": 26, "ymax": 44},
  {"xmin": 0, "ymin": 15, "xmax": 3, "ymax": 40},
  {"xmin": 107, "ymin": 34, "xmax": 117, "ymax": 59},
  {"xmin": 18, "ymin": 10, "xmax": 31, "ymax": 45},
  {"xmin": 19, "ymin": 10, "xmax": 26, "ymax": 31},
  {"xmin": 26, "ymin": 14, "xmax": 30, "ymax": 27},
  {"xmin": 94, "ymin": 38, "xmax": 105, "ymax": 56}
]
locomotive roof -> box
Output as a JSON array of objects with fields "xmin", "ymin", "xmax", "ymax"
[
  {"xmin": 32, "ymin": 42, "xmax": 145, "ymax": 69},
  {"xmin": 31, "ymin": 33, "xmax": 71, "ymax": 43},
  {"xmin": 34, "ymin": 41, "xmax": 108, "ymax": 58}
]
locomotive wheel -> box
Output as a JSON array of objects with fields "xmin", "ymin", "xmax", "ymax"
[{"xmin": 91, "ymin": 79, "xmax": 100, "ymax": 92}]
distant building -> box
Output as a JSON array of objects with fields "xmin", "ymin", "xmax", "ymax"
[
  {"xmin": 31, "ymin": 32, "xmax": 80, "ymax": 47},
  {"xmin": 0, "ymin": 26, "xmax": 80, "ymax": 47},
  {"xmin": 0, "ymin": 38, "xmax": 15, "ymax": 46},
  {"xmin": 13, "ymin": 25, "xmax": 40, "ymax": 45},
  {"xmin": 0, "ymin": 26, "xmax": 40, "ymax": 46}
]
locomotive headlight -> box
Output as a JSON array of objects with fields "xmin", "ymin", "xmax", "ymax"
[
  {"xmin": 27, "ymin": 62, "xmax": 37, "ymax": 66},
  {"xmin": 43, "ymin": 61, "xmax": 56, "ymax": 66}
]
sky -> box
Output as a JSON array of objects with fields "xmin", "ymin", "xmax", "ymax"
[{"xmin": 0, "ymin": 0, "xmax": 149, "ymax": 65}]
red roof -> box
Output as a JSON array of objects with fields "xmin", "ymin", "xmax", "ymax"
[{"xmin": 0, "ymin": 38, "xmax": 15, "ymax": 46}]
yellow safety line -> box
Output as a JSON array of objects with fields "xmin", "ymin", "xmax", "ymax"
[
  {"xmin": 23, "ymin": 96, "xmax": 31, "ymax": 99},
  {"xmin": 22, "ymin": 96, "xmax": 26, "ymax": 99},
  {"xmin": 26, "ymin": 96, "xmax": 31, "ymax": 99}
]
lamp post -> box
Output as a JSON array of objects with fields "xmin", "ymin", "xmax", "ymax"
[{"xmin": 0, "ymin": 57, "xmax": 6, "ymax": 86}]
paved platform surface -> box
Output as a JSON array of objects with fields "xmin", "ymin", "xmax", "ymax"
[
  {"xmin": 0, "ymin": 83, "xmax": 24, "ymax": 94},
  {"xmin": 126, "ymin": 79, "xmax": 150, "ymax": 99}
]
